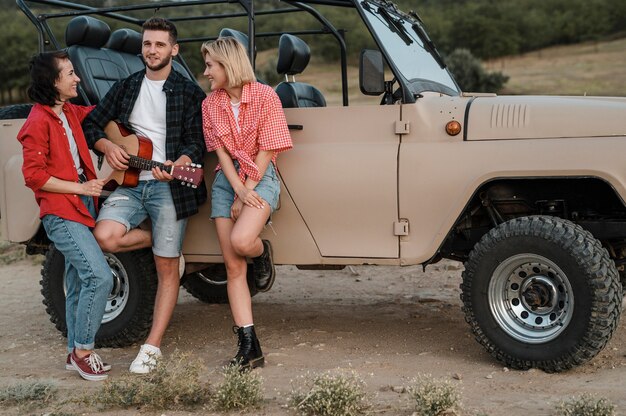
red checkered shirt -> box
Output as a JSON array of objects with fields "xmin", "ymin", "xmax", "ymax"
[{"xmin": 202, "ymin": 82, "xmax": 292, "ymax": 182}]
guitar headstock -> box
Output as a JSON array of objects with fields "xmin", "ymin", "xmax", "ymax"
[{"xmin": 172, "ymin": 163, "xmax": 204, "ymax": 188}]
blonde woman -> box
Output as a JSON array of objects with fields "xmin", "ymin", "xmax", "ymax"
[{"xmin": 201, "ymin": 37, "xmax": 292, "ymax": 369}]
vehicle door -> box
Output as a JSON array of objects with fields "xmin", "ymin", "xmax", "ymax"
[{"xmin": 278, "ymin": 104, "xmax": 401, "ymax": 259}]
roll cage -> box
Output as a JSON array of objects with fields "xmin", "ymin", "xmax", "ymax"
[{"xmin": 16, "ymin": 0, "xmax": 459, "ymax": 106}]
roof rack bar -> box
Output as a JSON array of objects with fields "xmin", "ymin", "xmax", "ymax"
[
  {"xmin": 167, "ymin": 7, "xmax": 304, "ymax": 23},
  {"xmin": 178, "ymin": 28, "xmax": 332, "ymax": 45},
  {"xmin": 287, "ymin": 0, "xmax": 350, "ymax": 106},
  {"xmin": 27, "ymin": 0, "xmax": 235, "ymax": 16}
]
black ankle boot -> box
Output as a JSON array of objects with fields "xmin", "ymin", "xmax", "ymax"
[
  {"xmin": 252, "ymin": 240, "xmax": 276, "ymax": 292},
  {"xmin": 230, "ymin": 325, "xmax": 264, "ymax": 370}
]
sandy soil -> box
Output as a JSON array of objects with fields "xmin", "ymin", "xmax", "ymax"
[{"xmin": 0, "ymin": 257, "xmax": 625, "ymax": 415}]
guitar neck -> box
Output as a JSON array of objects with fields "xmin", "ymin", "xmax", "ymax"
[{"xmin": 128, "ymin": 155, "xmax": 171, "ymax": 174}]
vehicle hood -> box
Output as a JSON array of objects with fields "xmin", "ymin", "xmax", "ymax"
[{"xmin": 465, "ymin": 95, "xmax": 626, "ymax": 141}]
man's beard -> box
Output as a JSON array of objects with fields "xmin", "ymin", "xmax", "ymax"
[{"xmin": 144, "ymin": 54, "xmax": 172, "ymax": 72}]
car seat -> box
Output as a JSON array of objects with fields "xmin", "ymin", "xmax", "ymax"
[{"xmin": 275, "ymin": 34, "xmax": 326, "ymax": 108}]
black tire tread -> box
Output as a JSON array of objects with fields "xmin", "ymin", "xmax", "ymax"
[
  {"xmin": 461, "ymin": 216, "xmax": 622, "ymax": 372},
  {"xmin": 40, "ymin": 246, "xmax": 157, "ymax": 348},
  {"xmin": 183, "ymin": 263, "xmax": 256, "ymax": 304}
]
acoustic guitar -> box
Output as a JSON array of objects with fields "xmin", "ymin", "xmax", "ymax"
[{"xmin": 103, "ymin": 121, "xmax": 204, "ymax": 191}]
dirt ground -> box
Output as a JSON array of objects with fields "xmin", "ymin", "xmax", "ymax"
[{"xmin": 0, "ymin": 256, "xmax": 625, "ymax": 416}]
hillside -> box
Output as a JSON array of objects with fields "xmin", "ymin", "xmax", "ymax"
[{"xmin": 486, "ymin": 37, "xmax": 626, "ymax": 96}]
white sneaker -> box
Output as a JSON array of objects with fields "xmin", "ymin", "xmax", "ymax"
[{"xmin": 129, "ymin": 344, "xmax": 162, "ymax": 374}]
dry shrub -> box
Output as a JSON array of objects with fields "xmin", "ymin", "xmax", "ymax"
[
  {"xmin": 92, "ymin": 351, "xmax": 211, "ymax": 410},
  {"xmin": 289, "ymin": 370, "xmax": 369, "ymax": 416},
  {"xmin": 408, "ymin": 374, "xmax": 461, "ymax": 416},
  {"xmin": 555, "ymin": 394, "xmax": 616, "ymax": 416},
  {"xmin": 212, "ymin": 364, "xmax": 263, "ymax": 411},
  {"xmin": 0, "ymin": 380, "xmax": 56, "ymax": 407}
]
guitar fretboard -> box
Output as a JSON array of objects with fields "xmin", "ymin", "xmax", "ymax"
[{"xmin": 128, "ymin": 155, "xmax": 172, "ymax": 174}]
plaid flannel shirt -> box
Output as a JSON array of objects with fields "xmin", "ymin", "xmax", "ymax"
[{"xmin": 83, "ymin": 69, "xmax": 207, "ymax": 220}]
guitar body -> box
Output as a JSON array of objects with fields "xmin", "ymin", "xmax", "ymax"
[
  {"xmin": 102, "ymin": 120, "xmax": 204, "ymax": 190},
  {"xmin": 103, "ymin": 122, "xmax": 154, "ymax": 191}
]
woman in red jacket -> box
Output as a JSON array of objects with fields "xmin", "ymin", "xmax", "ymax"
[{"xmin": 18, "ymin": 51, "xmax": 112, "ymax": 381}]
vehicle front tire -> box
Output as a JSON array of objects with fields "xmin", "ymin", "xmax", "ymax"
[
  {"xmin": 183, "ymin": 263, "xmax": 257, "ymax": 304},
  {"xmin": 40, "ymin": 245, "xmax": 157, "ymax": 347},
  {"xmin": 461, "ymin": 216, "xmax": 622, "ymax": 372}
]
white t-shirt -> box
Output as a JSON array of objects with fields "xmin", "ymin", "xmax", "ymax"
[
  {"xmin": 58, "ymin": 111, "xmax": 83, "ymax": 175},
  {"xmin": 128, "ymin": 76, "xmax": 167, "ymax": 181},
  {"xmin": 231, "ymin": 101, "xmax": 241, "ymax": 133}
]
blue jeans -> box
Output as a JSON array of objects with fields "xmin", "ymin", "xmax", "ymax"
[
  {"xmin": 211, "ymin": 161, "xmax": 281, "ymax": 218},
  {"xmin": 97, "ymin": 180, "xmax": 188, "ymax": 257},
  {"xmin": 42, "ymin": 196, "xmax": 113, "ymax": 352}
]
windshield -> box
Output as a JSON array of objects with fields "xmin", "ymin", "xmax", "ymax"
[{"xmin": 359, "ymin": 0, "xmax": 459, "ymax": 97}]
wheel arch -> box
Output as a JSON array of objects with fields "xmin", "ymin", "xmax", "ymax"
[{"xmin": 437, "ymin": 175, "xmax": 626, "ymax": 262}]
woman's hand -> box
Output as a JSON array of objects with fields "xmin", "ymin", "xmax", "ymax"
[
  {"xmin": 230, "ymin": 199, "xmax": 244, "ymax": 221},
  {"xmin": 236, "ymin": 187, "xmax": 265, "ymax": 209},
  {"xmin": 81, "ymin": 179, "xmax": 105, "ymax": 197}
]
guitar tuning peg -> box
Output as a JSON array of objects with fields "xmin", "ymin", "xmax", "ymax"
[
  {"xmin": 190, "ymin": 163, "xmax": 197, "ymax": 168},
  {"xmin": 192, "ymin": 185, "xmax": 197, "ymax": 189},
  {"xmin": 187, "ymin": 183, "xmax": 192, "ymax": 187}
]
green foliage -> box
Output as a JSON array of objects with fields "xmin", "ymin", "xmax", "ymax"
[
  {"xmin": 0, "ymin": 380, "xmax": 57, "ymax": 406},
  {"xmin": 256, "ymin": 56, "xmax": 284, "ymax": 87},
  {"xmin": 91, "ymin": 351, "xmax": 211, "ymax": 410},
  {"xmin": 408, "ymin": 374, "xmax": 461, "ymax": 416},
  {"xmin": 555, "ymin": 394, "xmax": 616, "ymax": 416},
  {"xmin": 446, "ymin": 48, "xmax": 509, "ymax": 93},
  {"xmin": 3, "ymin": 0, "xmax": 623, "ymax": 102},
  {"xmin": 416, "ymin": 0, "xmax": 622, "ymax": 59},
  {"xmin": 289, "ymin": 370, "xmax": 369, "ymax": 416},
  {"xmin": 212, "ymin": 364, "xmax": 264, "ymax": 411}
]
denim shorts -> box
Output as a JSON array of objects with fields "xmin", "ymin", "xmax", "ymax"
[
  {"xmin": 97, "ymin": 180, "xmax": 188, "ymax": 257},
  {"xmin": 211, "ymin": 161, "xmax": 280, "ymax": 219}
]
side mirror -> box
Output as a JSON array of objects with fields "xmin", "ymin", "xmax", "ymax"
[{"xmin": 359, "ymin": 49, "xmax": 385, "ymax": 96}]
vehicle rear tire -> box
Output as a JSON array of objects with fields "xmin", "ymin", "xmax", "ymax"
[
  {"xmin": 461, "ymin": 216, "xmax": 622, "ymax": 372},
  {"xmin": 40, "ymin": 245, "xmax": 157, "ymax": 347},
  {"xmin": 0, "ymin": 104, "xmax": 32, "ymax": 120},
  {"xmin": 183, "ymin": 263, "xmax": 257, "ymax": 304}
]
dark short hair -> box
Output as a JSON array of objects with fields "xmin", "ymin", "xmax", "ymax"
[
  {"xmin": 27, "ymin": 50, "xmax": 70, "ymax": 107},
  {"xmin": 142, "ymin": 17, "xmax": 177, "ymax": 44}
]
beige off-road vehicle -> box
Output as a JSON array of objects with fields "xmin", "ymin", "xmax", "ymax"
[{"xmin": 1, "ymin": 0, "xmax": 624, "ymax": 373}]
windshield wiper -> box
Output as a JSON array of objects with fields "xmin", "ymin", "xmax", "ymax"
[
  {"xmin": 409, "ymin": 11, "xmax": 446, "ymax": 69},
  {"xmin": 377, "ymin": 6, "xmax": 413, "ymax": 46}
]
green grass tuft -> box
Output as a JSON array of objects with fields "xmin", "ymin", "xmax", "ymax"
[
  {"xmin": 555, "ymin": 394, "xmax": 616, "ymax": 416},
  {"xmin": 289, "ymin": 370, "xmax": 369, "ymax": 416},
  {"xmin": 0, "ymin": 380, "xmax": 56, "ymax": 406},
  {"xmin": 91, "ymin": 350, "xmax": 211, "ymax": 410},
  {"xmin": 212, "ymin": 363, "xmax": 264, "ymax": 411},
  {"xmin": 408, "ymin": 374, "xmax": 461, "ymax": 416}
]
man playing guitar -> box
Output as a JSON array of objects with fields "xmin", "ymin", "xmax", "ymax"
[{"xmin": 83, "ymin": 17, "xmax": 207, "ymax": 374}]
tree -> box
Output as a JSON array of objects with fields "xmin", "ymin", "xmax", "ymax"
[{"xmin": 446, "ymin": 48, "xmax": 508, "ymax": 93}]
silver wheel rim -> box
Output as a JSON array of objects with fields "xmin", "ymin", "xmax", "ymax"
[
  {"xmin": 63, "ymin": 253, "xmax": 129, "ymax": 324},
  {"xmin": 102, "ymin": 254, "xmax": 129, "ymax": 323},
  {"xmin": 489, "ymin": 253, "xmax": 574, "ymax": 344},
  {"xmin": 196, "ymin": 270, "xmax": 227, "ymax": 286}
]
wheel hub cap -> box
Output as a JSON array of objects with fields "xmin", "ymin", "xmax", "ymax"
[{"xmin": 489, "ymin": 254, "xmax": 574, "ymax": 344}]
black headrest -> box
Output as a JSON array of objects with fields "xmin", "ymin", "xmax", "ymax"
[
  {"xmin": 218, "ymin": 28, "xmax": 249, "ymax": 51},
  {"xmin": 277, "ymin": 34, "xmax": 310, "ymax": 75},
  {"xmin": 66, "ymin": 16, "xmax": 111, "ymax": 48},
  {"xmin": 106, "ymin": 28, "xmax": 142, "ymax": 54}
]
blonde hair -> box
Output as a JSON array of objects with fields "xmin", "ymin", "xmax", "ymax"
[{"xmin": 201, "ymin": 37, "xmax": 256, "ymax": 88}]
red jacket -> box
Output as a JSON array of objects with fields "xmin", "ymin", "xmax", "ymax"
[{"xmin": 18, "ymin": 102, "xmax": 98, "ymax": 227}]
